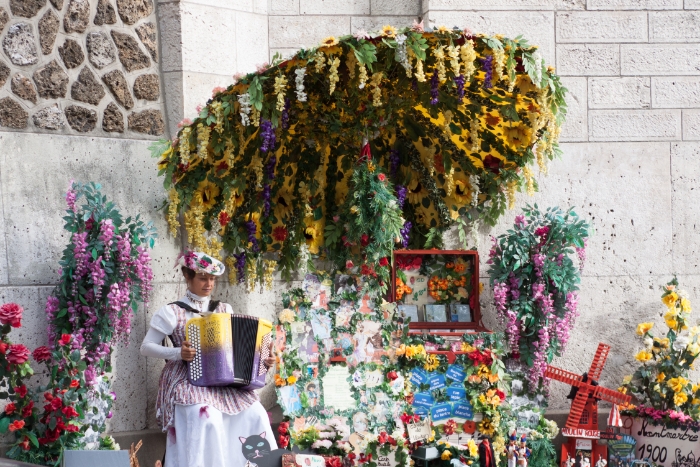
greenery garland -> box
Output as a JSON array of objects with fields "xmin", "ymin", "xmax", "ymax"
[{"xmin": 153, "ymin": 25, "xmax": 568, "ymax": 288}]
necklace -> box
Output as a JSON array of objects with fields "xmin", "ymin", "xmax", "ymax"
[{"xmin": 186, "ymin": 290, "xmax": 208, "ymax": 310}]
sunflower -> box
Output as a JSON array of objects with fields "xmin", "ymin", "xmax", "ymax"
[
  {"xmin": 381, "ymin": 25, "xmax": 397, "ymax": 38},
  {"xmin": 503, "ymin": 123, "xmax": 533, "ymax": 149},
  {"xmin": 192, "ymin": 179, "xmax": 221, "ymax": 212},
  {"xmin": 274, "ymin": 186, "xmax": 294, "ymax": 221},
  {"xmin": 478, "ymin": 418, "xmax": 494, "ymax": 435},
  {"xmin": 424, "ymin": 354, "xmax": 439, "ymax": 371},
  {"xmin": 303, "ymin": 217, "xmax": 325, "ymax": 254},
  {"xmin": 407, "ymin": 178, "xmax": 425, "ymax": 204},
  {"xmin": 320, "ymin": 36, "xmax": 338, "ymax": 47},
  {"xmin": 448, "ymin": 175, "xmax": 471, "ymax": 208},
  {"xmin": 225, "ymin": 188, "xmax": 244, "ymax": 213}
]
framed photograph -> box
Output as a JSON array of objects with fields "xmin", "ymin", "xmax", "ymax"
[
  {"xmin": 451, "ymin": 304, "xmax": 472, "ymax": 322},
  {"xmin": 398, "ymin": 304, "xmax": 420, "ymax": 323},
  {"xmin": 424, "ymin": 304, "xmax": 447, "ymax": 323}
]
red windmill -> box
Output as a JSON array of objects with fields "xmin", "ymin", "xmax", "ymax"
[{"xmin": 546, "ymin": 343, "xmax": 632, "ymax": 464}]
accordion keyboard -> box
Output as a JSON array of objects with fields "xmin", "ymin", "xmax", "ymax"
[
  {"xmin": 187, "ymin": 323, "xmax": 203, "ymax": 382},
  {"xmin": 258, "ymin": 333, "xmax": 271, "ymax": 377}
]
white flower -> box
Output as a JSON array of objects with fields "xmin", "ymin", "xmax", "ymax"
[
  {"xmin": 237, "ymin": 93, "xmax": 251, "ymax": 126},
  {"xmin": 295, "ymin": 68, "xmax": 307, "ymax": 102},
  {"xmin": 644, "ymin": 336, "xmax": 653, "ymax": 349},
  {"xmin": 674, "ymin": 335, "xmax": 690, "ymax": 352},
  {"xmin": 354, "ymin": 29, "xmax": 370, "ymax": 40}
]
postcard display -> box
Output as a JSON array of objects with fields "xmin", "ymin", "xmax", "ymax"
[{"xmin": 274, "ymin": 250, "xmax": 509, "ymax": 464}]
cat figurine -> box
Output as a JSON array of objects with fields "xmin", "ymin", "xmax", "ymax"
[{"xmin": 239, "ymin": 432, "xmax": 288, "ymax": 467}]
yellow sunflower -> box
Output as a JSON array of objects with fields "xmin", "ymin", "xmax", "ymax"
[
  {"xmin": 424, "ymin": 354, "xmax": 439, "ymax": 371},
  {"xmin": 225, "ymin": 188, "xmax": 244, "ymax": 213},
  {"xmin": 320, "ymin": 36, "xmax": 338, "ymax": 47},
  {"xmin": 381, "ymin": 25, "xmax": 397, "ymax": 38},
  {"xmin": 274, "ymin": 186, "xmax": 294, "ymax": 221},
  {"xmin": 303, "ymin": 217, "xmax": 325, "ymax": 254},
  {"xmin": 448, "ymin": 175, "xmax": 472, "ymax": 208},
  {"xmin": 407, "ymin": 178, "xmax": 426, "ymax": 204},
  {"xmin": 192, "ymin": 179, "xmax": 221, "ymax": 212},
  {"xmin": 503, "ymin": 123, "xmax": 533, "ymax": 149},
  {"xmin": 478, "ymin": 418, "xmax": 494, "ymax": 435}
]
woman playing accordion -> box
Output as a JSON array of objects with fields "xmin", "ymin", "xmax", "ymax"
[{"xmin": 140, "ymin": 251, "xmax": 277, "ymax": 467}]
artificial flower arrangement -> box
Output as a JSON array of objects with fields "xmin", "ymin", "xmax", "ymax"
[
  {"xmin": 619, "ymin": 278, "xmax": 700, "ymax": 430},
  {"xmin": 155, "ymin": 23, "xmax": 568, "ymax": 290},
  {"xmin": 426, "ymin": 257, "xmax": 473, "ymax": 305},
  {"xmin": 0, "ymin": 182, "xmax": 155, "ymax": 466},
  {"xmin": 488, "ymin": 205, "xmax": 589, "ymax": 392}
]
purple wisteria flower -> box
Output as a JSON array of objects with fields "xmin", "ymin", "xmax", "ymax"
[
  {"xmin": 481, "ymin": 55, "xmax": 493, "ymax": 89},
  {"xmin": 430, "ymin": 69, "xmax": 439, "ymax": 105},
  {"xmin": 454, "ymin": 74, "xmax": 465, "ymax": 99},
  {"xmin": 260, "ymin": 119, "xmax": 276, "ymax": 153}
]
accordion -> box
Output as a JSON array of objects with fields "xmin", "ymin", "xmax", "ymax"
[{"xmin": 185, "ymin": 313, "xmax": 273, "ymax": 390}]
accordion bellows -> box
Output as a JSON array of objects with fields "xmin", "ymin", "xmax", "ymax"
[{"xmin": 185, "ymin": 313, "xmax": 273, "ymax": 390}]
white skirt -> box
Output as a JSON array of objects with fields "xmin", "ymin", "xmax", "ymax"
[{"xmin": 164, "ymin": 401, "xmax": 277, "ymax": 467}]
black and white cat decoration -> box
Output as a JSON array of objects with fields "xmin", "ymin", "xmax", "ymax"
[{"xmin": 239, "ymin": 431, "xmax": 288, "ymax": 467}]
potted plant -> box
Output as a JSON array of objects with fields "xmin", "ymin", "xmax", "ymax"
[{"xmin": 619, "ymin": 278, "xmax": 700, "ymax": 461}]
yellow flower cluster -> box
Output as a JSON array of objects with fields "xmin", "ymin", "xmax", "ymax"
[
  {"xmin": 396, "ymin": 344, "xmax": 426, "ymax": 359},
  {"xmin": 493, "ymin": 47, "xmax": 506, "ymax": 82},
  {"xmin": 196, "ymin": 123, "xmax": 211, "ymax": 160},
  {"xmin": 246, "ymin": 260, "xmax": 258, "ymax": 293},
  {"xmin": 358, "ymin": 64, "xmax": 368, "ymax": 89},
  {"xmin": 447, "ymin": 45, "xmax": 460, "ymax": 76},
  {"xmin": 263, "ymin": 259, "xmax": 276, "ymax": 291},
  {"xmin": 274, "ymin": 74, "xmax": 288, "ymax": 112},
  {"xmin": 328, "ymin": 57, "xmax": 340, "ymax": 95},
  {"xmin": 371, "ymin": 72, "xmax": 383, "ymax": 107},
  {"xmin": 523, "ymin": 166, "xmax": 535, "ymax": 196},
  {"xmin": 414, "ymin": 55, "xmax": 426, "ymax": 82},
  {"xmin": 210, "ymin": 101, "xmax": 224, "ymax": 133},
  {"xmin": 225, "ymin": 256, "xmax": 237, "ymax": 284},
  {"xmin": 314, "ymin": 51, "xmax": 326, "ymax": 73},
  {"xmin": 506, "ymin": 180, "xmax": 517, "ymax": 209},
  {"xmin": 469, "ymin": 119, "xmax": 480, "ymax": 152},
  {"xmin": 167, "ymin": 188, "xmax": 180, "ymax": 237},
  {"xmin": 460, "ymin": 41, "xmax": 477, "ymax": 80},
  {"xmin": 434, "ymin": 46, "xmax": 447, "ymax": 82},
  {"xmin": 278, "ymin": 308, "xmax": 296, "ymax": 324},
  {"xmin": 184, "ymin": 205, "xmax": 205, "ymax": 247},
  {"xmin": 179, "ymin": 127, "xmax": 191, "ymax": 164}
]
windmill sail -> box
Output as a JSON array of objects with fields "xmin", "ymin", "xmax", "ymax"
[
  {"xmin": 566, "ymin": 390, "xmax": 590, "ymax": 429},
  {"xmin": 545, "ymin": 366, "xmax": 585, "ymax": 387},
  {"xmin": 593, "ymin": 386, "xmax": 632, "ymax": 406},
  {"xmin": 587, "ymin": 343, "xmax": 611, "ymax": 382}
]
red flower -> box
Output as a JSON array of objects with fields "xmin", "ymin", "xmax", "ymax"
[
  {"xmin": 8, "ymin": 420, "xmax": 25, "ymax": 432},
  {"xmin": 278, "ymin": 434, "xmax": 289, "ymax": 449},
  {"xmin": 64, "ymin": 424, "xmax": 79, "ymax": 433},
  {"xmin": 496, "ymin": 389, "xmax": 506, "ymax": 401},
  {"xmin": 0, "ymin": 303, "xmax": 23, "ymax": 328},
  {"xmin": 326, "ymin": 457, "xmax": 342, "ymax": 467},
  {"xmin": 19, "ymin": 436, "xmax": 30, "ymax": 451},
  {"xmin": 69, "ymin": 380, "xmax": 80, "ymax": 389},
  {"xmin": 43, "ymin": 392, "xmax": 53, "ymax": 401},
  {"xmin": 32, "ymin": 346, "xmax": 52, "ymax": 363},
  {"xmin": 378, "ymin": 173, "xmax": 386, "ymax": 182},
  {"xmin": 442, "ymin": 419, "xmax": 457, "ymax": 436},
  {"xmin": 14, "ymin": 386, "xmax": 27, "ymax": 398},
  {"xmin": 21, "ymin": 401, "xmax": 34, "ymax": 419},
  {"xmin": 62, "ymin": 406, "xmax": 78, "ymax": 418},
  {"xmin": 218, "ymin": 211, "xmax": 231, "ymax": 227},
  {"xmin": 58, "ymin": 334, "xmax": 72, "ymax": 347},
  {"xmin": 278, "ymin": 421, "xmax": 289, "ymax": 436},
  {"xmin": 387, "ymin": 370, "xmax": 398, "ymax": 381},
  {"xmin": 347, "ymin": 453, "xmax": 357, "ymax": 461},
  {"xmin": 272, "ymin": 226, "xmax": 288, "ymax": 242},
  {"xmin": 49, "ymin": 397, "xmax": 63, "ymax": 411},
  {"xmin": 345, "ymin": 260, "xmax": 354, "ymax": 270},
  {"xmin": 7, "ymin": 344, "xmax": 30, "ymax": 365},
  {"xmin": 379, "ymin": 257, "xmax": 389, "ymax": 267},
  {"xmin": 360, "ymin": 234, "xmax": 370, "ymax": 247},
  {"xmin": 482, "ymin": 155, "xmax": 501, "ymax": 174},
  {"xmin": 5, "ymin": 403, "xmax": 16, "ymax": 415},
  {"xmin": 216, "ymin": 161, "xmax": 229, "ymax": 172},
  {"xmin": 0, "ymin": 342, "xmax": 7, "ymax": 354}
]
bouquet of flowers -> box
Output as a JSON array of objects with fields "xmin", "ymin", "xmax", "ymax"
[{"xmin": 620, "ymin": 278, "xmax": 700, "ymax": 426}]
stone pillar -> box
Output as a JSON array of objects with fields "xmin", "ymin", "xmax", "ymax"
[{"xmin": 157, "ymin": 0, "xmax": 269, "ymax": 136}]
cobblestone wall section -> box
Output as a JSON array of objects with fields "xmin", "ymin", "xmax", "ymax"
[{"xmin": 0, "ymin": 0, "xmax": 165, "ymax": 137}]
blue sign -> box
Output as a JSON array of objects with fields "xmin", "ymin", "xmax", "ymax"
[
  {"xmin": 445, "ymin": 364, "xmax": 466, "ymax": 382},
  {"xmin": 452, "ymin": 401, "xmax": 474, "ymax": 419},
  {"xmin": 413, "ymin": 407, "xmax": 429, "ymax": 417},
  {"xmin": 431, "ymin": 403, "xmax": 452, "ymax": 421},
  {"xmin": 413, "ymin": 392, "xmax": 435, "ymax": 408},
  {"xmin": 410, "ymin": 368, "xmax": 428, "ymax": 386},
  {"xmin": 428, "ymin": 373, "xmax": 446, "ymax": 390},
  {"xmin": 446, "ymin": 386, "xmax": 466, "ymax": 401}
]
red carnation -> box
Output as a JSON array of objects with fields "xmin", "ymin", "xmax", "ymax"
[
  {"xmin": 58, "ymin": 334, "xmax": 72, "ymax": 347},
  {"xmin": 272, "ymin": 226, "xmax": 288, "ymax": 242},
  {"xmin": 5, "ymin": 403, "xmax": 16, "ymax": 415},
  {"xmin": 7, "ymin": 344, "xmax": 30, "ymax": 365},
  {"xmin": 8, "ymin": 420, "xmax": 25, "ymax": 432},
  {"xmin": 379, "ymin": 257, "xmax": 389, "ymax": 267},
  {"xmin": 21, "ymin": 401, "xmax": 34, "ymax": 419},
  {"xmin": 0, "ymin": 342, "xmax": 7, "ymax": 354},
  {"xmin": 0, "ymin": 303, "xmax": 23, "ymax": 328},
  {"xmin": 64, "ymin": 424, "xmax": 79, "ymax": 433},
  {"xmin": 32, "ymin": 346, "xmax": 52, "ymax": 363},
  {"xmin": 49, "ymin": 397, "xmax": 63, "ymax": 411},
  {"xmin": 62, "ymin": 406, "xmax": 78, "ymax": 418},
  {"xmin": 360, "ymin": 234, "xmax": 370, "ymax": 247},
  {"xmin": 378, "ymin": 173, "xmax": 386, "ymax": 182},
  {"xmin": 69, "ymin": 380, "xmax": 80, "ymax": 389},
  {"xmin": 14, "ymin": 385, "xmax": 27, "ymax": 398}
]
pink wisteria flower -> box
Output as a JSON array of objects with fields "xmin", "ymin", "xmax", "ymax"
[
  {"xmin": 412, "ymin": 19, "xmax": 424, "ymax": 32},
  {"xmin": 353, "ymin": 29, "xmax": 370, "ymax": 40},
  {"xmin": 211, "ymin": 86, "xmax": 226, "ymax": 97},
  {"xmin": 177, "ymin": 118, "xmax": 192, "ymax": 128},
  {"xmin": 256, "ymin": 62, "xmax": 270, "ymax": 74}
]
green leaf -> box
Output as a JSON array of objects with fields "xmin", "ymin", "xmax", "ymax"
[
  {"xmin": 26, "ymin": 432, "xmax": 39, "ymax": 448},
  {"xmin": 0, "ymin": 416, "xmax": 11, "ymax": 434}
]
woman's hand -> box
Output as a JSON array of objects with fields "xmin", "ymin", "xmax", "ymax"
[
  {"xmin": 264, "ymin": 340, "xmax": 275, "ymax": 368},
  {"xmin": 180, "ymin": 341, "xmax": 196, "ymax": 361}
]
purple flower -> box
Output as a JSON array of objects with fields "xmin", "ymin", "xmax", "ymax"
[
  {"xmin": 430, "ymin": 69, "xmax": 439, "ymax": 105},
  {"xmin": 233, "ymin": 252, "xmax": 246, "ymax": 284},
  {"xmin": 454, "ymin": 74, "xmax": 465, "ymax": 99},
  {"xmin": 259, "ymin": 119, "xmax": 276, "ymax": 153},
  {"xmin": 395, "ymin": 185, "xmax": 407, "ymax": 210},
  {"xmin": 388, "ymin": 149, "xmax": 400, "ymax": 179},
  {"xmin": 265, "ymin": 156, "xmax": 276, "ymax": 180},
  {"xmin": 245, "ymin": 221, "xmax": 260, "ymax": 253},
  {"xmin": 65, "ymin": 181, "xmax": 77, "ymax": 212},
  {"xmin": 262, "ymin": 184, "xmax": 272, "ymax": 216},
  {"xmin": 400, "ymin": 221, "xmax": 412, "ymax": 248},
  {"xmin": 514, "ymin": 215, "xmax": 527, "ymax": 228},
  {"xmin": 281, "ymin": 98, "xmax": 290, "ymax": 130},
  {"xmin": 481, "ymin": 55, "xmax": 493, "ymax": 89}
]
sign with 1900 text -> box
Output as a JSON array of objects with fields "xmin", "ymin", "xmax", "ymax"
[{"xmin": 622, "ymin": 416, "xmax": 700, "ymax": 467}]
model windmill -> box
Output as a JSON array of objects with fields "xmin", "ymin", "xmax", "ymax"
[{"xmin": 546, "ymin": 343, "xmax": 631, "ymax": 463}]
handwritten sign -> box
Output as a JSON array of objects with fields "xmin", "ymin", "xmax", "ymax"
[
  {"xmin": 375, "ymin": 452, "xmax": 399, "ymax": 467},
  {"xmin": 622, "ymin": 416, "xmax": 700, "ymax": 467},
  {"xmin": 446, "ymin": 364, "xmax": 466, "ymax": 382},
  {"xmin": 321, "ymin": 366, "xmax": 356, "ymax": 411},
  {"xmin": 407, "ymin": 418, "xmax": 432, "ymax": 443},
  {"xmin": 430, "ymin": 403, "xmax": 452, "ymax": 421}
]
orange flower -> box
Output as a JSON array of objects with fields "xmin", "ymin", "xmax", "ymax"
[
  {"xmin": 9, "ymin": 420, "xmax": 25, "ymax": 432},
  {"xmin": 274, "ymin": 374, "xmax": 286, "ymax": 387},
  {"xmin": 454, "ymin": 263, "xmax": 466, "ymax": 273},
  {"xmin": 446, "ymin": 262, "xmax": 455, "ymax": 269}
]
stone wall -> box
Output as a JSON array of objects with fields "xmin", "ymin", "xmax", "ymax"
[{"xmin": 0, "ymin": 0, "xmax": 165, "ymax": 136}]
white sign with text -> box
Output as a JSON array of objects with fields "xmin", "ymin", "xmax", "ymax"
[{"xmin": 622, "ymin": 416, "xmax": 700, "ymax": 467}]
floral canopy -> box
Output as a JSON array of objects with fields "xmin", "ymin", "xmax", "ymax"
[{"xmin": 155, "ymin": 24, "xmax": 567, "ymax": 288}]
